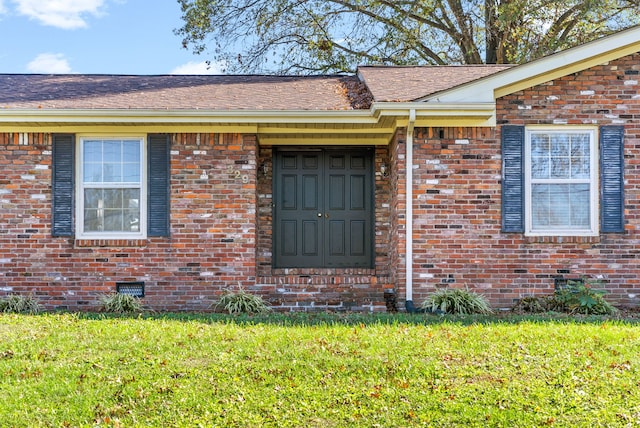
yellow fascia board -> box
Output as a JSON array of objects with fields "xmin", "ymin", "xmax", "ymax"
[
  {"xmin": 0, "ymin": 108, "xmax": 387, "ymax": 134},
  {"xmin": 372, "ymin": 102, "xmax": 497, "ymax": 127},
  {"xmin": 0, "ymin": 108, "xmax": 378, "ymax": 125},
  {"xmin": 256, "ymin": 125, "xmax": 395, "ymax": 134},
  {"xmin": 0, "ymin": 124, "xmax": 259, "ymax": 133},
  {"xmin": 259, "ymin": 134, "xmax": 390, "ymax": 146}
]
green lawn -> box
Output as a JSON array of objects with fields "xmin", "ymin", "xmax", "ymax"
[{"xmin": 0, "ymin": 313, "xmax": 639, "ymax": 427}]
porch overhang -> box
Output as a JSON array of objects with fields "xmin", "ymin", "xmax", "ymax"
[{"xmin": 0, "ymin": 101, "xmax": 496, "ymax": 145}]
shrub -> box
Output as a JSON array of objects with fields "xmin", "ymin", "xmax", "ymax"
[
  {"xmin": 215, "ymin": 287, "xmax": 271, "ymax": 315},
  {"xmin": 99, "ymin": 293, "xmax": 144, "ymax": 313},
  {"xmin": 511, "ymin": 296, "xmax": 550, "ymax": 313},
  {"xmin": 553, "ymin": 279, "xmax": 617, "ymax": 315},
  {"xmin": 421, "ymin": 288, "xmax": 493, "ymax": 315},
  {"xmin": 0, "ymin": 294, "xmax": 42, "ymax": 314}
]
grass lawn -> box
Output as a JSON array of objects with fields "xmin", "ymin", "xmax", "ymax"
[{"xmin": 1, "ymin": 313, "xmax": 639, "ymax": 427}]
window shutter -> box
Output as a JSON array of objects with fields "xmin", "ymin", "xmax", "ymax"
[
  {"xmin": 147, "ymin": 134, "xmax": 170, "ymax": 237},
  {"xmin": 600, "ymin": 125, "xmax": 624, "ymax": 233},
  {"xmin": 501, "ymin": 125, "xmax": 525, "ymax": 233},
  {"xmin": 52, "ymin": 134, "xmax": 75, "ymax": 237}
]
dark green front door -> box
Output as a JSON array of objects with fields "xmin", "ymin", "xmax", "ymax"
[{"xmin": 274, "ymin": 148, "xmax": 374, "ymax": 268}]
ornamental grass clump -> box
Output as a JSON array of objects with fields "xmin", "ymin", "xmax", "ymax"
[
  {"xmin": 99, "ymin": 293, "xmax": 144, "ymax": 314},
  {"xmin": 0, "ymin": 294, "xmax": 42, "ymax": 314},
  {"xmin": 421, "ymin": 288, "xmax": 493, "ymax": 315},
  {"xmin": 215, "ymin": 287, "xmax": 271, "ymax": 314}
]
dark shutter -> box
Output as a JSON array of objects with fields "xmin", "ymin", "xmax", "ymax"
[
  {"xmin": 501, "ymin": 125, "xmax": 525, "ymax": 233},
  {"xmin": 600, "ymin": 125, "xmax": 625, "ymax": 233},
  {"xmin": 147, "ymin": 134, "xmax": 170, "ymax": 237},
  {"xmin": 51, "ymin": 134, "xmax": 75, "ymax": 236}
]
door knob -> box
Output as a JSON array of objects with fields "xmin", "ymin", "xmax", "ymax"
[{"xmin": 318, "ymin": 213, "xmax": 322, "ymax": 217}]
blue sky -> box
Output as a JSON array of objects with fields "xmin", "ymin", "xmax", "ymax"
[{"xmin": 0, "ymin": 0, "xmax": 223, "ymax": 75}]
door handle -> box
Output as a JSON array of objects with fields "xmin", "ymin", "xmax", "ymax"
[
  {"xmin": 318, "ymin": 213, "xmax": 322, "ymax": 217},
  {"xmin": 325, "ymin": 213, "xmax": 330, "ymax": 218}
]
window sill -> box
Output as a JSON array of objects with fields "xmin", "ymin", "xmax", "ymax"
[
  {"xmin": 75, "ymin": 239, "xmax": 148, "ymax": 248},
  {"xmin": 524, "ymin": 235, "xmax": 601, "ymax": 244}
]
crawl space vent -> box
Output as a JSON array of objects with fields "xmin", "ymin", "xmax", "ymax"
[{"xmin": 116, "ymin": 282, "xmax": 145, "ymax": 298}]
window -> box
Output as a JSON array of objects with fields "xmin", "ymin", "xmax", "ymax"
[
  {"xmin": 525, "ymin": 129, "xmax": 597, "ymax": 236},
  {"xmin": 501, "ymin": 125, "xmax": 624, "ymax": 235},
  {"xmin": 78, "ymin": 137, "xmax": 145, "ymax": 238},
  {"xmin": 52, "ymin": 134, "xmax": 170, "ymax": 239}
]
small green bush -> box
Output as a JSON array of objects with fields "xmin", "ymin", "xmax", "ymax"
[
  {"xmin": 0, "ymin": 294, "xmax": 42, "ymax": 314},
  {"xmin": 512, "ymin": 296, "xmax": 550, "ymax": 313},
  {"xmin": 99, "ymin": 293, "xmax": 143, "ymax": 313},
  {"xmin": 553, "ymin": 279, "xmax": 617, "ymax": 315},
  {"xmin": 421, "ymin": 288, "xmax": 493, "ymax": 315},
  {"xmin": 215, "ymin": 287, "xmax": 271, "ymax": 314}
]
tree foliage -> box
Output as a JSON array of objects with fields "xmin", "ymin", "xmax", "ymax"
[{"xmin": 175, "ymin": 0, "xmax": 640, "ymax": 74}]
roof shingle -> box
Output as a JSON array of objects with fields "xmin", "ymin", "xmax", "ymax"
[
  {"xmin": 357, "ymin": 65, "xmax": 513, "ymax": 102},
  {"xmin": 0, "ymin": 74, "xmax": 370, "ymax": 111},
  {"xmin": 0, "ymin": 66, "xmax": 512, "ymax": 111}
]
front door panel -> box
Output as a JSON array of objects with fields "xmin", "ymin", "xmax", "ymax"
[{"xmin": 274, "ymin": 149, "xmax": 373, "ymax": 268}]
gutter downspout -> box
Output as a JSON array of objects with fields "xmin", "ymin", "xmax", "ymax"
[{"xmin": 404, "ymin": 109, "xmax": 419, "ymax": 313}]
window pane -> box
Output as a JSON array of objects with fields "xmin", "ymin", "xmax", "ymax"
[
  {"xmin": 571, "ymin": 134, "xmax": 590, "ymax": 179},
  {"xmin": 123, "ymin": 140, "xmax": 140, "ymax": 162},
  {"xmin": 531, "ymin": 134, "xmax": 550, "ymax": 156},
  {"xmin": 531, "ymin": 183, "xmax": 590, "ymax": 229},
  {"xmin": 571, "ymin": 156, "xmax": 590, "ymax": 179},
  {"xmin": 84, "ymin": 141, "xmax": 102, "ymax": 162},
  {"xmin": 103, "ymin": 210, "xmax": 124, "ymax": 231},
  {"xmin": 528, "ymin": 130, "xmax": 593, "ymax": 233},
  {"xmin": 550, "ymin": 134, "xmax": 570, "ymax": 157},
  {"xmin": 84, "ymin": 189, "xmax": 102, "ymax": 210},
  {"xmin": 123, "ymin": 164, "xmax": 140, "ymax": 182},
  {"xmin": 81, "ymin": 138, "xmax": 143, "ymax": 235},
  {"xmin": 83, "ymin": 186, "xmax": 141, "ymax": 233},
  {"xmin": 103, "ymin": 141, "xmax": 122, "ymax": 163},
  {"xmin": 103, "ymin": 162, "xmax": 122, "ymax": 182},
  {"xmin": 103, "ymin": 189, "xmax": 123, "ymax": 209},
  {"xmin": 571, "ymin": 135, "xmax": 590, "ymax": 157},
  {"xmin": 83, "ymin": 139, "xmax": 141, "ymax": 184},
  {"xmin": 84, "ymin": 209, "xmax": 101, "ymax": 232},
  {"xmin": 550, "ymin": 157, "xmax": 570, "ymax": 178},
  {"xmin": 548, "ymin": 184, "xmax": 571, "ymax": 226},
  {"xmin": 570, "ymin": 184, "xmax": 590, "ymax": 227},
  {"xmin": 83, "ymin": 163, "xmax": 102, "ymax": 183},
  {"xmin": 531, "ymin": 184, "xmax": 550, "ymax": 228}
]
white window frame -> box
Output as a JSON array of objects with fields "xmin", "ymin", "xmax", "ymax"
[
  {"xmin": 76, "ymin": 135, "xmax": 147, "ymax": 239},
  {"xmin": 524, "ymin": 127, "xmax": 598, "ymax": 236}
]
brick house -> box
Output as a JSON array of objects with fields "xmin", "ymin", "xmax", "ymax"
[{"xmin": 2, "ymin": 26, "xmax": 640, "ymax": 312}]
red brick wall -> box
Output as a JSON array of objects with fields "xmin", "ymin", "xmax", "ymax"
[
  {"xmin": 407, "ymin": 53, "xmax": 640, "ymax": 309},
  {"xmin": 4, "ymin": 53, "xmax": 640, "ymax": 312},
  {"xmin": 0, "ymin": 133, "xmax": 258, "ymax": 311}
]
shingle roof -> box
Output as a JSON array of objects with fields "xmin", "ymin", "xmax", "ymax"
[
  {"xmin": 0, "ymin": 74, "xmax": 372, "ymax": 111},
  {"xmin": 357, "ymin": 65, "xmax": 513, "ymax": 102},
  {"xmin": 0, "ymin": 66, "xmax": 512, "ymax": 112}
]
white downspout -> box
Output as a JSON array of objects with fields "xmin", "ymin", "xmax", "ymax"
[{"xmin": 405, "ymin": 109, "xmax": 416, "ymax": 305}]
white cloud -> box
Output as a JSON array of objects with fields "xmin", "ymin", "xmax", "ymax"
[
  {"xmin": 12, "ymin": 0, "xmax": 105, "ymax": 29},
  {"xmin": 170, "ymin": 61, "xmax": 226, "ymax": 75},
  {"xmin": 0, "ymin": 1, "xmax": 6, "ymax": 15},
  {"xmin": 27, "ymin": 53, "xmax": 73, "ymax": 73}
]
